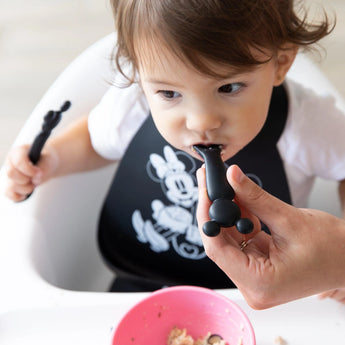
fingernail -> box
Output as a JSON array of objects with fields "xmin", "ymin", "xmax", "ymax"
[
  {"xmin": 231, "ymin": 165, "xmax": 244, "ymax": 184},
  {"xmin": 196, "ymin": 168, "xmax": 202, "ymax": 182}
]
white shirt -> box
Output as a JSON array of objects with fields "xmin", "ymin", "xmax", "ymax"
[{"xmin": 88, "ymin": 78, "xmax": 345, "ymax": 208}]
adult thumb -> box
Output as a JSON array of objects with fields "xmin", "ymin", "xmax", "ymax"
[{"xmin": 227, "ymin": 165, "xmax": 296, "ymax": 233}]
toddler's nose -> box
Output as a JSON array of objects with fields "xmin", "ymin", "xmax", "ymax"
[{"xmin": 186, "ymin": 110, "xmax": 222, "ymax": 134}]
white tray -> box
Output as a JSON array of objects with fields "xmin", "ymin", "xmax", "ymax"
[{"xmin": 1, "ymin": 290, "xmax": 344, "ymax": 345}]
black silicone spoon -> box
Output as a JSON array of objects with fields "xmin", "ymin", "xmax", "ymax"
[{"xmin": 193, "ymin": 144, "xmax": 254, "ymax": 237}]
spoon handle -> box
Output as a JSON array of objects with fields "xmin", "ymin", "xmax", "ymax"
[
  {"xmin": 21, "ymin": 101, "xmax": 71, "ymax": 201},
  {"xmin": 193, "ymin": 145, "xmax": 234, "ymax": 201},
  {"xmin": 28, "ymin": 101, "xmax": 71, "ymax": 164},
  {"xmin": 193, "ymin": 144, "xmax": 254, "ymax": 237}
]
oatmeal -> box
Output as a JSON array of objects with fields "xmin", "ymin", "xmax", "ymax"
[{"xmin": 167, "ymin": 327, "xmax": 227, "ymax": 345}]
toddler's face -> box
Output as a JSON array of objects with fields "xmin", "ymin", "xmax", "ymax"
[{"xmin": 139, "ymin": 45, "xmax": 285, "ymax": 162}]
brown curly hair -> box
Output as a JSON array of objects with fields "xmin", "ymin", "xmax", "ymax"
[{"xmin": 111, "ymin": 0, "xmax": 334, "ymax": 84}]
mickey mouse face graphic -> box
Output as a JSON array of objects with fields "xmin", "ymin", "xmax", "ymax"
[{"xmin": 132, "ymin": 145, "xmax": 205, "ymax": 259}]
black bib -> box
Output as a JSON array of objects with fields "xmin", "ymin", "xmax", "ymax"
[{"xmin": 98, "ymin": 85, "xmax": 291, "ymax": 291}]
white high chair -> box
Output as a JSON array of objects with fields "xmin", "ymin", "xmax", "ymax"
[
  {"xmin": 0, "ymin": 33, "xmax": 118, "ymax": 314},
  {"xmin": 0, "ymin": 33, "xmax": 344, "ymax": 344}
]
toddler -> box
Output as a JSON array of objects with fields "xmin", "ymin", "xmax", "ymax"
[{"xmin": 4, "ymin": 0, "xmax": 345, "ymax": 301}]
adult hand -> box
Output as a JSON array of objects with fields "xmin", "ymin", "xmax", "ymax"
[{"xmin": 196, "ymin": 165, "xmax": 345, "ymax": 309}]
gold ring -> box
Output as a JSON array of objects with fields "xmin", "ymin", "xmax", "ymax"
[{"xmin": 240, "ymin": 240, "xmax": 248, "ymax": 251}]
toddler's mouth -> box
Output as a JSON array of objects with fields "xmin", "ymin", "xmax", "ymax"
[{"xmin": 191, "ymin": 144, "xmax": 225, "ymax": 160}]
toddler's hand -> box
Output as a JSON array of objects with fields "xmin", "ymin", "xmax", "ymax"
[{"xmin": 4, "ymin": 144, "xmax": 58, "ymax": 202}]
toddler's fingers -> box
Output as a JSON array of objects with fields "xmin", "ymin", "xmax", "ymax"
[
  {"xmin": 5, "ymin": 189, "xmax": 27, "ymax": 202},
  {"xmin": 5, "ymin": 182, "xmax": 35, "ymax": 201},
  {"xmin": 8, "ymin": 178, "xmax": 36, "ymax": 195},
  {"xmin": 8, "ymin": 146, "xmax": 40, "ymax": 178},
  {"xmin": 5, "ymin": 159, "xmax": 35, "ymax": 184}
]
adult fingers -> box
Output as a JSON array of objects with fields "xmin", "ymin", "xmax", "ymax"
[
  {"xmin": 227, "ymin": 165, "xmax": 299, "ymax": 237},
  {"xmin": 196, "ymin": 167, "xmax": 212, "ymax": 225},
  {"xmin": 196, "ymin": 166, "xmax": 261, "ymax": 247},
  {"xmin": 196, "ymin": 167, "xmax": 253, "ymax": 265},
  {"xmin": 196, "ymin": 167, "xmax": 238, "ymax": 247}
]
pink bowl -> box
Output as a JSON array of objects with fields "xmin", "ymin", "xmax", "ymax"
[{"xmin": 111, "ymin": 286, "xmax": 256, "ymax": 345}]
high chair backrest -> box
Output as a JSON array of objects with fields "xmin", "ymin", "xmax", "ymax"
[{"xmin": 0, "ymin": 33, "xmax": 118, "ymax": 292}]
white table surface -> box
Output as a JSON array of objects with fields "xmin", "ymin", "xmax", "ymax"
[{"xmin": 1, "ymin": 289, "xmax": 344, "ymax": 345}]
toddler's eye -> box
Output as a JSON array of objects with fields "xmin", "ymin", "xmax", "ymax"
[
  {"xmin": 159, "ymin": 90, "xmax": 181, "ymax": 99},
  {"xmin": 218, "ymin": 83, "xmax": 243, "ymax": 94}
]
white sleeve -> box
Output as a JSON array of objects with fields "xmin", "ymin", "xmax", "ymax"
[
  {"xmin": 88, "ymin": 83, "xmax": 149, "ymax": 160},
  {"xmin": 281, "ymin": 80, "xmax": 345, "ymax": 181}
]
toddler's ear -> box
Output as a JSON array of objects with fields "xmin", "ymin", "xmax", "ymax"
[{"xmin": 274, "ymin": 44, "xmax": 299, "ymax": 86}]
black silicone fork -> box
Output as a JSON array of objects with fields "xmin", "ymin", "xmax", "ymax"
[{"xmin": 22, "ymin": 100, "xmax": 71, "ymax": 200}]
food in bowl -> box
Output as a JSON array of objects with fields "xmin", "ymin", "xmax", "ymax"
[
  {"xmin": 111, "ymin": 286, "xmax": 255, "ymax": 345},
  {"xmin": 168, "ymin": 327, "xmax": 227, "ymax": 345}
]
